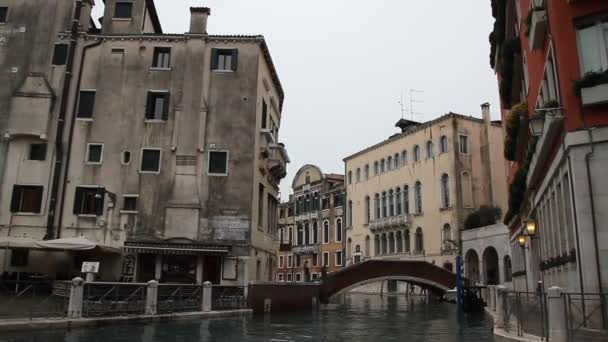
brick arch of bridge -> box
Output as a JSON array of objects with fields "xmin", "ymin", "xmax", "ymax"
[{"xmin": 320, "ymin": 260, "xmax": 457, "ymax": 302}]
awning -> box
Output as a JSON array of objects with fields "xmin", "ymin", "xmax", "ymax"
[
  {"xmin": 0, "ymin": 237, "xmax": 42, "ymax": 249},
  {"xmin": 35, "ymin": 237, "xmax": 121, "ymax": 254},
  {"xmin": 123, "ymin": 242, "xmax": 230, "ymax": 255}
]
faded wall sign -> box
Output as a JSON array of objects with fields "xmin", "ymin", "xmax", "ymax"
[{"xmin": 210, "ymin": 215, "xmax": 249, "ymax": 241}]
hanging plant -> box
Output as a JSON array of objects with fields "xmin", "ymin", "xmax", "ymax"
[{"xmin": 573, "ymin": 69, "xmax": 608, "ymax": 95}]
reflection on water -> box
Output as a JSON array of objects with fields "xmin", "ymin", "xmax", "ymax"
[{"xmin": 0, "ymin": 294, "xmax": 494, "ymax": 342}]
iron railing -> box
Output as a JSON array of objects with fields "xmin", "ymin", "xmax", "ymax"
[
  {"xmin": 82, "ymin": 282, "xmax": 147, "ymax": 317},
  {"xmin": 212, "ymin": 286, "xmax": 246, "ymax": 311},
  {"xmin": 564, "ymin": 292, "xmax": 608, "ymax": 341},
  {"xmin": 501, "ymin": 291, "xmax": 548, "ymax": 340},
  {"xmin": 0, "ymin": 282, "xmax": 68, "ymax": 320},
  {"xmin": 157, "ymin": 285, "xmax": 204, "ymax": 314}
]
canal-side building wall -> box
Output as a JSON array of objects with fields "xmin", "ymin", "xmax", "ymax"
[
  {"xmin": 343, "ymin": 107, "xmax": 508, "ymax": 271},
  {"xmin": 0, "ymin": 0, "xmax": 289, "ymax": 287}
]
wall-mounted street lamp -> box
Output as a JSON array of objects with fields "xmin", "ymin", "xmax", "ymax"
[
  {"xmin": 518, "ymin": 234, "xmax": 527, "ymax": 248},
  {"xmin": 529, "ymin": 106, "xmax": 563, "ymax": 137},
  {"xmin": 525, "ymin": 219, "xmax": 537, "ymax": 237}
]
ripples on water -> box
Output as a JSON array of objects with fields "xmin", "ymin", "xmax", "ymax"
[{"xmin": 0, "ymin": 294, "xmax": 494, "ymax": 342}]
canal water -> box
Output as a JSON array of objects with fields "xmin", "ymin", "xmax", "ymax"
[{"xmin": 0, "ymin": 294, "xmax": 494, "ymax": 342}]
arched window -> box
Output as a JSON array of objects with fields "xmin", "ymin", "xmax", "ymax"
[
  {"xmin": 415, "ymin": 227, "xmax": 424, "ymax": 252},
  {"xmin": 415, "ymin": 181, "xmax": 422, "ymax": 214},
  {"xmin": 442, "ymin": 224, "xmax": 452, "ymax": 250},
  {"xmin": 394, "ymin": 153, "xmax": 399, "ymax": 169},
  {"xmin": 365, "ymin": 235, "xmax": 371, "ymax": 257},
  {"xmin": 356, "ymin": 168, "xmax": 361, "ymax": 183},
  {"xmin": 374, "ymin": 235, "xmax": 380, "ymax": 256},
  {"xmin": 504, "ymin": 256, "xmax": 513, "ymax": 282},
  {"xmin": 347, "ymin": 238, "xmax": 352, "ymax": 259},
  {"xmin": 374, "ymin": 194, "xmax": 380, "ymax": 219},
  {"xmin": 279, "ymin": 228, "xmax": 284, "ymax": 244},
  {"xmin": 305, "ymin": 194, "xmax": 311, "ymax": 212},
  {"xmin": 312, "ymin": 221, "xmax": 318, "ymax": 244},
  {"xmin": 348, "ymin": 171, "xmax": 353, "ymax": 184},
  {"xmin": 374, "ymin": 161, "xmax": 379, "ymax": 175},
  {"xmin": 288, "ymin": 226, "xmax": 293, "ymax": 244},
  {"xmin": 387, "ymin": 156, "xmax": 392, "ymax": 171},
  {"xmin": 426, "ymin": 141, "xmax": 434, "ymax": 159},
  {"xmin": 347, "ymin": 201, "xmax": 352, "ymax": 227},
  {"xmin": 322, "ymin": 220, "xmax": 329, "ymax": 244},
  {"xmin": 297, "ymin": 225, "xmax": 304, "ymax": 246},
  {"xmin": 381, "ymin": 233, "xmax": 388, "ymax": 255},
  {"xmin": 365, "ymin": 196, "xmax": 371, "ymax": 223},
  {"xmin": 403, "ymin": 185, "xmax": 410, "ymax": 214},
  {"xmin": 364, "ymin": 164, "xmax": 369, "ymax": 180},
  {"xmin": 396, "ymin": 231, "xmax": 403, "ymax": 253},
  {"xmin": 402, "ymin": 150, "xmax": 408, "ymax": 166},
  {"xmin": 413, "ymin": 145, "xmax": 420, "ymax": 162},
  {"xmin": 305, "ymin": 223, "xmax": 310, "ymax": 245},
  {"xmin": 381, "ymin": 191, "xmax": 387, "ymax": 217},
  {"xmin": 462, "ymin": 171, "xmax": 473, "ymax": 207},
  {"xmin": 404, "ymin": 229, "xmax": 411, "ymax": 252},
  {"xmin": 336, "ymin": 218, "xmax": 343, "ymax": 242},
  {"xmin": 313, "ymin": 192, "xmax": 319, "ymax": 211},
  {"xmin": 440, "ymin": 135, "xmax": 448, "ymax": 153},
  {"xmin": 395, "ymin": 187, "xmax": 402, "ymax": 215},
  {"xmin": 388, "ymin": 232, "xmax": 395, "ymax": 254},
  {"xmin": 305, "ymin": 171, "xmax": 311, "ymax": 184},
  {"xmin": 388, "ymin": 189, "xmax": 394, "ymax": 216},
  {"xmin": 441, "ymin": 174, "xmax": 450, "ymax": 208},
  {"xmin": 380, "ymin": 159, "xmax": 385, "ymax": 173}
]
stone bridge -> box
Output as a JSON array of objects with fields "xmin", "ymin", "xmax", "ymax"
[{"xmin": 248, "ymin": 259, "xmax": 459, "ymax": 312}]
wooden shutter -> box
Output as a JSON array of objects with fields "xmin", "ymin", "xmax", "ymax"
[
  {"xmin": 52, "ymin": 44, "xmax": 69, "ymax": 66},
  {"xmin": 10, "ymin": 185, "xmax": 21, "ymax": 212},
  {"xmin": 162, "ymin": 92, "xmax": 170, "ymax": 120},
  {"xmin": 33, "ymin": 186, "xmax": 43, "ymax": 213},
  {"xmin": 73, "ymin": 187, "xmax": 83, "ymax": 214},
  {"xmin": 230, "ymin": 49, "xmax": 239, "ymax": 71},
  {"xmin": 210, "ymin": 48, "xmax": 219, "ymax": 70},
  {"xmin": 145, "ymin": 91, "xmax": 153, "ymax": 119}
]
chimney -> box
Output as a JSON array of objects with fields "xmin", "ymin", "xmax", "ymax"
[
  {"xmin": 189, "ymin": 7, "xmax": 210, "ymax": 34},
  {"xmin": 481, "ymin": 102, "xmax": 491, "ymax": 123}
]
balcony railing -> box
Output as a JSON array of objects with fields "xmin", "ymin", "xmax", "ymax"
[
  {"xmin": 295, "ymin": 211, "xmax": 320, "ymax": 222},
  {"xmin": 267, "ymin": 143, "xmax": 289, "ymax": 180},
  {"xmin": 369, "ymin": 214, "xmax": 410, "ymax": 232},
  {"xmin": 292, "ymin": 244, "xmax": 320, "ymax": 255}
]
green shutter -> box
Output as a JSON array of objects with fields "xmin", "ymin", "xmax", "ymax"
[
  {"xmin": 231, "ymin": 49, "xmax": 238, "ymax": 71},
  {"xmin": 73, "ymin": 187, "xmax": 83, "ymax": 214},
  {"xmin": 10, "ymin": 185, "xmax": 21, "ymax": 213},
  {"xmin": 163, "ymin": 92, "xmax": 170, "ymax": 120},
  {"xmin": 210, "ymin": 48, "xmax": 219, "ymax": 70}
]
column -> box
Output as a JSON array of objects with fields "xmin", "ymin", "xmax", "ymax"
[
  {"xmin": 547, "ymin": 287, "xmax": 567, "ymax": 342},
  {"xmin": 196, "ymin": 255, "xmax": 204, "ymax": 284},
  {"xmin": 154, "ymin": 254, "xmax": 162, "ymax": 281},
  {"xmin": 202, "ymin": 281, "xmax": 212, "ymax": 312},
  {"xmin": 393, "ymin": 233, "xmax": 398, "ymax": 255},
  {"xmin": 242, "ymin": 257, "xmax": 250, "ymax": 300},
  {"xmin": 67, "ymin": 277, "xmax": 84, "ymax": 318},
  {"xmin": 495, "ymin": 285, "xmax": 507, "ymax": 328},
  {"xmin": 145, "ymin": 280, "xmax": 158, "ymax": 315},
  {"xmin": 402, "ymin": 231, "xmax": 406, "ymax": 254}
]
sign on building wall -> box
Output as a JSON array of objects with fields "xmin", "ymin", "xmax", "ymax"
[
  {"xmin": 81, "ymin": 261, "xmax": 100, "ymax": 273},
  {"xmin": 222, "ymin": 257, "xmax": 238, "ymax": 280},
  {"xmin": 210, "ymin": 215, "xmax": 249, "ymax": 241}
]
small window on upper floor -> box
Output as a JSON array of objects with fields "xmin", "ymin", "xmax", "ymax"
[
  {"xmin": 10, "ymin": 185, "xmax": 43, "ymax": 214},
  {"xmin": 261, "ymin": 100, "xmax": 268, "ymax": 129},
  {"xmin": 576, "ymin": 20, "xmax": 608, "ymax": 75},
  {"xmin": 73, "ymin": 186, "xmax": 103, "ymax": 216},
  {"xmin": 459, "ymin": 135, "xmax": 469, "ymax": 154},
  {"xmin": 140, "ymin": 148, "xmax": 161, "ymax": 173},
  {"xmin": 208, "ymin": 151, "xmax": 228, "ymax": 176},
  {"xmin": 440, "ymin": 136, "xmax": 448, "ymax": 154},
  {"xmin": 122, "ymin": 151, "xmax": 131, "ymax": 165},
  {"xmin": 29, "ymin": 143, "xmax": 47, "ymax": 161},
  {"xmin": 114, "ymin": 2, "xmax": 133, "ymax": 19},
  {"xmin": 52, "ymin": 44, "xmax": 69, "ymax": 66},
  {"xmin": 122, "ymin": 195, "xmax": 138, "ymax": 212},
  {"xmin": 77, "ymin": 91, "xmax": 96, "ymax": 119},
  {"xmin": 145, "ymin": 91, "xmax": 170, "ymax": 121},
  {"xmin": 86, "ymin": 143, "xmax": 104, "ymax": 165},
  {"xmin": 152, "ymin": 47, "xmax": 171, "ymax": 69},
  {"xmin": 0, "ymin": 7, "xmax": 8, "ymax": 23},
  {"xmin": 413, "ymin": 145, "xmax": 420, "ymax": 162},
  {"xmin": 211, "ymin": 48, "xmax": 238, "ymax": 71}
]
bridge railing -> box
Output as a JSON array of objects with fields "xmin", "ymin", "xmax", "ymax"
[{"xmin": 500, "ymin": 291, "xmax": 548, "ymax": 340}]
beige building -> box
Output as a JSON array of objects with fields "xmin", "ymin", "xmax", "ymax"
[
  {"xmin": 0, "ymin": 0, "xmax": 288, "ymax": 286},
  {"xmin": 275, "ymin": 165, "xmax": 345, "ymax": 282},
  {"xmin": 343, "ymin": 105, "xmax": 508, "ymax": 270}
]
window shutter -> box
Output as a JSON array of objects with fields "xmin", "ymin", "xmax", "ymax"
[
  {"xmin": 210, "ymin": 49, "xmax": 219, "ymax": 70},
  {"xmin": 52, "ymin": 44, "xmax": 69, "ymax": 66},
  {"xmin": 231, "ymin": 49, "xmax": 239, "ymax": 71},
  {"xmin": 73, "ymin": 187, "xmax": 83, "ymax": 214},
  {"xmin": 10, "ymin": 185, "xmax": 21, "ymax": 213},
  {"xmin": 33, "ymin": 187, "xmax": 43, "ymax": 213},
  {"xmin": 145, "ymin": 92, "xmax": 153, "ymax": 119},
  {"xmin": 162, "ymin": 92, "xmax": 170, "ymax": 120}
]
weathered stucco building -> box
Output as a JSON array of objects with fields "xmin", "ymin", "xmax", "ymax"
[
  {"xmin": 275, "ymin": 165, "xmax": 345, "ymax": 282},
  {"xmin": 344, "ymin": 106, "xmax": 508, "ymax": 270},
  {"xmin": 0, "ymin": 0, "xmax": 288, "ymax": 286}
]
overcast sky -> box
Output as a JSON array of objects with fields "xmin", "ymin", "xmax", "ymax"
[{"xmin": 93, "ymin": 1, "xmax": 499, "ymax": 200}]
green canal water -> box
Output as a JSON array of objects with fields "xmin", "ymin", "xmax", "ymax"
[{"xmin": 0, "ymin": 294, "xmax": 494, "ymax": 342}]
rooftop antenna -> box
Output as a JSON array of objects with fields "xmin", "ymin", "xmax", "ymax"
[
  {"xmin": 409, "ymin": 89, "xmax": 424, "ymax": 120},
  {"xmin": 397, "ymin": 89, "xmax": 407, "ymax": 119}
]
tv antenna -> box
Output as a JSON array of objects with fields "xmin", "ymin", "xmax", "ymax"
[{"xmin": 409, "ymin": 89, "xmax": 424, "ymax": 120}]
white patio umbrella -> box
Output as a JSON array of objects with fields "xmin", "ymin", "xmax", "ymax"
[{"xmin": 35, "ymin": 237, "xmax": 121, "ymax": 254}]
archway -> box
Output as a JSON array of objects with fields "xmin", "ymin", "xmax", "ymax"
[
  {"xmin": 482, "ymin": 246, "xmax": 499, "ymax": 285},
  {"xmin": 465, "ymin": 249, "xmax": 480, "ymax": 284}
]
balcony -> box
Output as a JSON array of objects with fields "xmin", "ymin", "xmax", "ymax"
[
  {"xmin": 581, "ymin": 83, "xmax": 608, "ymax": 106},
  {"xmin": 295, "ymin": 211, "xmax": 320, "ymax": 222},
  {"xmin": 267, "ymin": 143, "xmax": 289, "ymax": 180},
  {"xmin": 528, "ymin": 7, "xmax": 547, "ymax": 51},
  {"xmin": 369, "ymin": 214, "xmax": 409, "ymax": 233},
  {"xmin": 292, "ymin": 244, "xmax": 319, "ymax": 255}
]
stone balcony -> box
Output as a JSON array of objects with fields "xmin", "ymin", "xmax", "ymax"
[
  {"xmin": 292, "ymin": 244, "xmax": 319, "ymax": 255},
  {"xmin": 295, "ymin": 211, "xmax": 320, "ymax": 222},
  {"xmin": 369, "ymin": 214, "xmax": 410, "ymax": 233},
  {"xmin": 267, "ymin": 143, "xmax": 289, "ymax": 180}
]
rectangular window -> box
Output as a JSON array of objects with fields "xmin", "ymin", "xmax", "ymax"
[
  {"xmin": 279, "ymin": 255, "xmax": 284, "ymax": 268},
  {"xmin": 577, "ymin": 21, "xmax": 608, "ymax": 74},
  {"xmin": 0, "ymin": 7, "xmax": 8, "ymax": 23},
  {"xmin": 261, "ymin": 100, "xmax": 268, "ymax": 129},
  {"xmin": 52, "ymin": 44, "xmax": 69, "ymax": 66},
  {"xmin": 122, "ymin": 195, "xmax": 138, "ymax": 211},
  {"xmin": 312, "ymin": 273, "xmax": 318, "ymax": 280},
  {"xmin": 208, "ymin": 151, "xmax": 228, "ymax": 175},
  {"xmin": 322, "ymin": 197, "xmax": 330, "ymax": 210},
  {"xmin": 336, "ymin": 250, "xmax": 343, "ymax": 266},
  {"xmin": 145, "ymin": 91, "xmax": 170, "ymax": 120},
  {"xmin": 77, "ymin": 91, "xmax": 96, "ymax": 119},
  {"xmin": 114, "ymin": 2, "xmax": 133, "ymax": 18},
  {"xmin": 459, "ymin": 135, "xmax": 469, "ymax": 154},
  {"xmin": 73, "ymin": 186, "xmax": 103, "ymax": 216},
  {"xmin": 334, "ymin": 194, "xmax": 343, "ymax": 208},
  {"xmin": 258, "ymin": 184, "xmax": 264, "ymax": 227},
  {"xmin": 10, "ymin": 250, "xmax": 29, "ymax": 267},
  {"xmin": 152, "ymin": 47, "xmax": 171, "ymax": 68},
  {"xmin": 295, "ymin": 255, "xmax": 301, "ymax": 267},
  {"xmin": 295, "ymin": 273, "xmax": 302, "ymax": 282},
  {"xmin": 28, "ymin": 143, "xmax": 47, "ymax": 161},
  {"xmin": 277, "ymin": 273, "xmax": 284, "ymax": 282},
  {"xmin": 140, "ymin": 149, "xmax": 161, "ymax": 173},
  {"xmin": 287, "ymin": 273, "xmax": 292, "ymax": 282},
  {"xmin": 322, "ymin": 252, "xmax": 329, "ymax": 267},
  {"xmin": 10, "ymin": 185, "xmax": 43, "ymax": 213},
  {"xmin": 211, "ymin": 48, "xmax": 239, "ymax": 71},
  {"xmin": 287, "ymin": 255, "xmax": 293, "ymax": 268},
  {"xmin": 86, "ymin": 143, "xmax": 103, "ymax": 164},
  {"xmin": 312, "ymin": 253, "xmax": 318, "ymax": 267}
]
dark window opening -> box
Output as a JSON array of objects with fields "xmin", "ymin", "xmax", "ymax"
[
  {"xmin": 123, "ymin": 196, "xmax": 137, "ymax": 211},
  {"xmin": 211, "ymin": 48, "xmax": 239, "ymax": 71},
  {"xmin": 122, "ymin": 151, "xmax": 131, "ymax": 164},
  {"xmin": 152, "ymin": 47, "xmax": 171, "ymax": 68},
  {"xmin": 0, "ymin": 7, "xmax": 8, "ymax": 23},
  {"xmin": 114, "ymin": 2, "xmax": 133, "ymax": 18},
  {"xmin": 77, "ymin": 91, "xmax": 96, "ymax": 119},
  {"xmin": 29, "ymin": 143, "xmax": 47, "ymax": 161},
  {"xmin": 11, "ymin": 249, "xmax": 29, "ymax": 267},
  {"xmin": 261, "ymin": 100, "xmax": 268, "ymax": 129},
  {"xmin": 208, "ymin": 151, "xmax": 228, "ymax": 175},
  {"xmin": 140, "ymin": 149, "xmax": 161, "ymax": 173},
  {"xmin": 334, "ymin": 193, "xmax": 344, "ymax": 208},
  {"xmin": 73, "ymin": 186, "xmax": 103, "ymax": 216},
  {"xmin": 145, "ymin": 91, "xmax": 170, "ymax": 120},
  {"xmin": 52, "ymin": 44, "xmax": 69, "ymax": 65},
  {"xmin": 86, "ymin": 144, "xmax": 103, "ymax": 164},
  {"xmin": 10, "ymin": 185, "xmax": 43, "ymax": 213}
]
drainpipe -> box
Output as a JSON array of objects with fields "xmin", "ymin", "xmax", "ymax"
[{"xmin": 44, "ymin": 1, "xmax": 83, "ymax": 240}]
